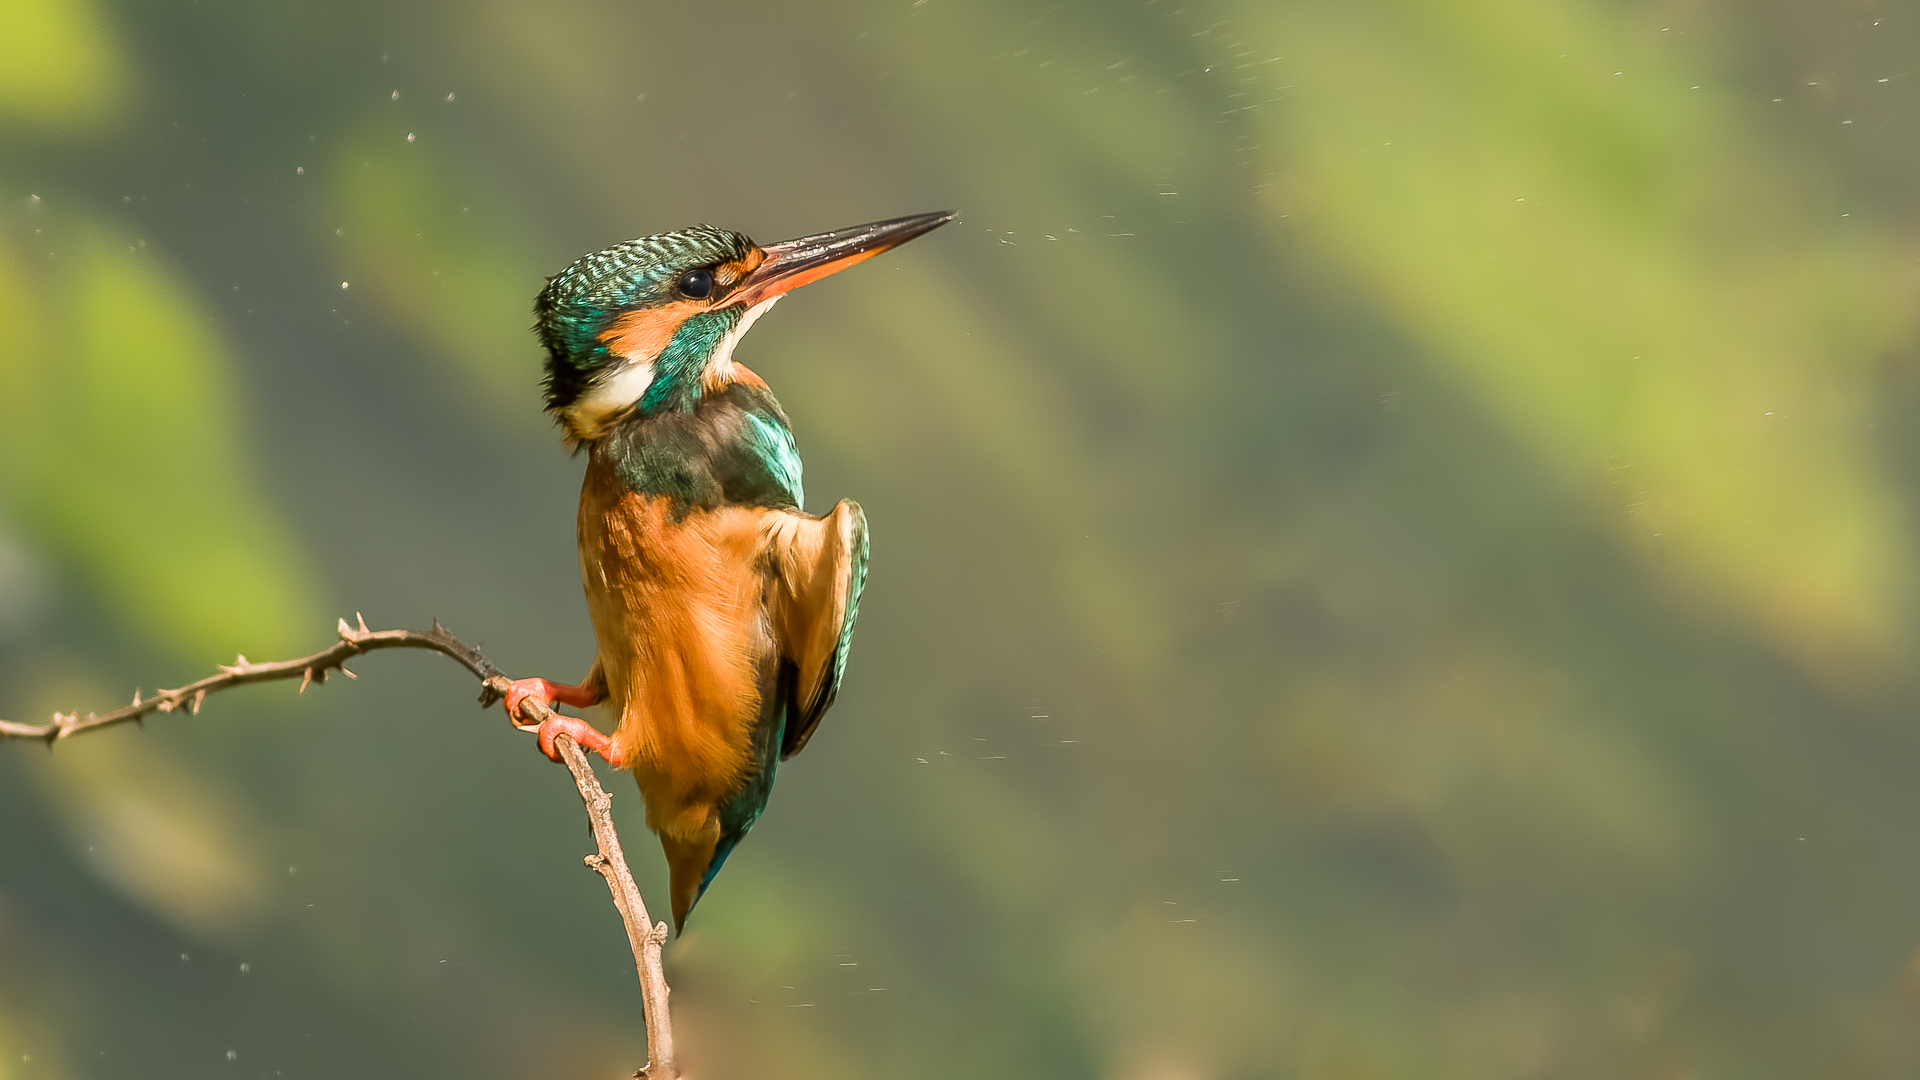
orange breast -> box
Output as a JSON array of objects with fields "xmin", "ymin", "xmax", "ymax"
[{"xmin": 576, "ymin": 457, "xmax": 776, "ymax": 844}]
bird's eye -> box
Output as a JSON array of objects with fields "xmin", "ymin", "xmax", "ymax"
[{"xmin": 678, "ymin": 269, "xmax": 714, "ymax": 299}]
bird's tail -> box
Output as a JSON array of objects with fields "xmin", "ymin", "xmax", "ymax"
[{"xmin": 661, "ymin": 833, "xmax": 717, "ymax": 935}]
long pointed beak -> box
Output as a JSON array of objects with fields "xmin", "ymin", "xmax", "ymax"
[{"xmin": 733, "ymin": 210, "xmax": 955, "ymax": 307}]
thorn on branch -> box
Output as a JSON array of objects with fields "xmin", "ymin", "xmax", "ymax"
[
  {"xmin": 339, "ymin": 666, "xmax": 357, "ymax": 680},
  {"xmin": 4, "ymin": 620, "xmax": 526, "ymax": 780}
]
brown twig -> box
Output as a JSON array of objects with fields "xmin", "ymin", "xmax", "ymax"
[
  {"xmin": 0, "ymin": 614, "xmax": 503, "ymax": 743},
  {"xmin": 555, "ymin": 728, "xmax": 679, "ymax": 1077},
  {"xmin": 476, "ymin": 675, "xmax": 680, "ymax": 1080},
  {"xmin": 1, "ymin": 619, "xmax": 682, "ymax": 1079}
]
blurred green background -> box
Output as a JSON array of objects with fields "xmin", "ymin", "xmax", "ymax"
[{"xmin": 4, "ymin": 0, "xmax": 1920, "ymax": 1076}]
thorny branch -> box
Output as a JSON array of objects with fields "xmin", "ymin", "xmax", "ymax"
[
  {"xmin": 0, "ymin": 614, "xmax": 501, "ymax": 743},
  {"xmin": 0, "ymin": 617, "xmax": 683, "ymax": 1080}
]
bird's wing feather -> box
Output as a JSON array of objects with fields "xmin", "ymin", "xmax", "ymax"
[{"xmin": 765, "ymin": 499, "xmax": 868, "ymax": 759}]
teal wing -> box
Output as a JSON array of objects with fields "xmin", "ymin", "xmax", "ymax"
[
  {"xmin": 768, "ymin": 499, "xmax": 869, "ymax": 760},
  {"xmin": 682, "ymin": 500, "xmax": 866, "ymax": 929}
]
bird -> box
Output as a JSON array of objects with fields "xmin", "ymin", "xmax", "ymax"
[{"xmin": 504, "ymin": 211, "xmax": 954, "ymax": 933}]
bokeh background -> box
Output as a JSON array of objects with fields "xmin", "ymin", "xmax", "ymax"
[{"xmin": 4, "ymin": 0, "xmax": 1920, "ymax": 1077}]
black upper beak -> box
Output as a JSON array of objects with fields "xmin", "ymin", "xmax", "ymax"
[{"xmin": 734, "ymin": 211, "xmax": 956, "ymax": 306}]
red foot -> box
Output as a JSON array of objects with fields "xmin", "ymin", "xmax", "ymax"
[
  {"xmin": 504, "ymin": 676, "xmax": 603, "ymax": 724},
  {"xmin": 535, "ymin": 714, "xmax": 621, "ymax": 765},
  {"xmin": 502, "ymin": 676, "xmax": 619, "ymax": 765}
]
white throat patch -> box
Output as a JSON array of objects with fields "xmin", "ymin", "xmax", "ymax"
[
  {"xmin": 560, "ymin": 357, "xmax": 656, "ymax": 444},
  {"xmin": 703, "ymin": 295, "xmax": 782, "ymax": 385}
]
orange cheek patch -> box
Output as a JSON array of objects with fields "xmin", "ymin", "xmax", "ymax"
[
  {"xmin": 600, "ymin": 299, "xmax": 704, "ymax": 361},
  {"xmin": 713, "ymin": 249, "xmax": 766, "ymax": 294}
]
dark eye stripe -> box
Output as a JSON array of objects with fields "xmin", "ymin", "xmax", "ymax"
[{"xmin": 678, "ymin": 269, "xmax": 715, "ymax": 299}]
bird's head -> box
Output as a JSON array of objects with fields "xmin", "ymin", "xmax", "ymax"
[{"xmin": 534, "ymin": 211, "xmax": 954, "ymax": 445}]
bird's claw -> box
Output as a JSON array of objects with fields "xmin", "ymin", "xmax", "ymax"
[
  {"xmin": 536, "ymin": 714, "xmax": 618, "ymax": 765},
  {"xmin": 502, "ymin": 676, "xmax": 619, "ymax": 765},
  {"xmin": 503, "ymin": 677, "xmax": 562, "ymax": 729}
]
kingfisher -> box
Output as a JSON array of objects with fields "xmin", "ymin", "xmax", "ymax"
[{"xmin": 503, "ymin": 211, "xmax": 953, "ymax": 933}]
